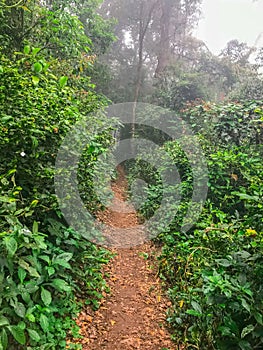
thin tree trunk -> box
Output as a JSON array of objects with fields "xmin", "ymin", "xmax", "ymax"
[
  {"xmin": 131, "ymin": 0, "xmax": 157, "ymax": 149},
  {"xmin": 155, "ymin": 0, "xmax": 173, "ymax": 77}
]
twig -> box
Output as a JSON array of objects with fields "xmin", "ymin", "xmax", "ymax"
[{"xmin": 1, "ymin": 0, "xmax": 24, "ymax": 9}]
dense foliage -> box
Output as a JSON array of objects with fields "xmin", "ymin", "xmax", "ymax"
[
  {"xmin": 0, "ymin": 45, "xmax": 116, "ymax": 348},
  {"xmin": 1, "ymin": 0, "xmax": 263, "ymax": 349},
  {"xmin": 0, "ymin": 0, "xmax": 117, "ymax": 347},
  {"xmin": 127, "ymin": 100, "xmax": 263, "ymax": 349}
]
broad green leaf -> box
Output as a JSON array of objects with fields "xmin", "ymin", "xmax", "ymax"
[
  {"xmin": 52, "ymin": 279, "xmax": 71, "ymax": 292},
  {"xmin": 28, "ymin": 267, "xmax": 40, "ymax": 278},
  {"xmin": 6, "ymin": 169, "xmax": 16, "ymax": 176},
  {"xmin": 215, "ymin": 258, "xmax": 232, "ymax": 267},
  {"xmin": 31, "ymin": 136, "xmax": 38, "ymax": 149},
  {"xmin": 28, "ymin": 329, "xmax": 41, "ymax": 342},
  {"xmin": 21, "ymin": 292, "xmax": 31, "ymax": 303},
  {"xmin": 42, "ymin": 63, "xmax": 50, "ymax": 73},
  {"xmin": 53, "ymin": 259, "xmax": 71, "ymax": 269},
  {"xmin": 19, "ymin": 259, "xmax": 39, "ymax": 277},
  {"xmin": 41, "ymin": 287, "xmax": 52, "ymax": 306},
  {"xmin": 24, "ymin": 282, "xmax": 38, "ymax": 293},
  {"xmin": 174, "ymin": 317, "xmax": 182, "ymax": 325},
  {"xmin": 33, "ymin": 236, "xmax": 47, "ymax": 250},
  {"xmin": 191, "ymin": 301, "xmax": 202, "ymax": 314},
  {"xmin": 241, "ymin": 299, "xmax": 250, "ymax": 313},
  {"xmin": 1, "ymin": 116, "xmax": 13, "ymax": 123},
  {"xmin": 218, "ymin": 326, "xmax": 232, "ymax": 336},
  {"xmin": 14, "ymin": 209, "xmax": 24, "ymax": 216},
  {"xmin": 0, "ymin": 329, "xmax": 8, "ymax": 350},
  {"xmin": 39, "ymin": 255, "xmax": 50, "ymax": 264},
  {"xmin": 40, "ymin": 314, "xmax": 49, "ymax": 332},
  {"xmin": 59, "ymin": 76, "xmax": 68, "ymax": 88},
  {"xmin": 55, "ymin": 253, "xmax": 73, "ymax": 262},
  {"xmin": 17, "ymin": 321, "xmax": 26, "ymax": 330},
  {"xmin": 53, "ymin": 253, "xmax": 72, "ymax": 268},
  {"xmin": 0, "ymin": 316, "xmax": 9, "ymax": 327},
  {"xmin": 14, "ymin": 303, "xmax": 26, "ymax": 318},
  {"xmin": 4, "ymin": 237, "xmax": 17, "ymax": 256},
  {"xmin": 26, "ymin": 314, "xmax": 35, "ymax": 323},
  {"xmin": 87, "ymin": 145, "xmax": 95, "ymax": 154},
  {"xmin": 238, "ymin": 251, "xmax": 251, "ymax": 259},
  {"xmin": 47, "ymin": 267, "xmax": 55, "ymax": 276},
  {"xmin": 18, "ymin": 259, "xmax": 30, "ymax": 270},
  {"xmin": 32, "ymin": 62, "xmax": 42, "ymax": 73},
  {"xmin": 241, "ymin": 324, "xmax": 254, "ymax": 339},
  {"xmin": 234, "ymin": 193, "xmax": 259, "ymax": 201},
  {"xmin": 254, "ymin": 312, "xmax": 263, "ymax": 325},
  {"xmin": 32, "ymin": 47, "xmax": 41, "ymax": 56},
  {"xmin": 23, "ymin": 45, "xmax": 31, "ymax": 54},
  {"xmin": 7, "ymin": 326, "xmax": 26, "ymax": 345}
]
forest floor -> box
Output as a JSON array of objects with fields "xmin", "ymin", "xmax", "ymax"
[{"xmin": 72, "ymin": 167, "xmax": 178, "ymax": 350}]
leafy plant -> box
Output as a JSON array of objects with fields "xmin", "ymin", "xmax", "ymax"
[
  {"xmin": 0, "ymin": 45, "xmax": 114, "ymax": 349},
  {"xmin": 153, "ymin": 100, "xmax": 263, "ymax": 350}
]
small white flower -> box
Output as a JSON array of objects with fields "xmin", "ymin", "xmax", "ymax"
[
  {"xmin": 21, "ymin": 228, "xmax": 31, "ymax": 234},
  {"xmin": 20, "ymin": 151, "xmax": 26, "ymax": 157}
]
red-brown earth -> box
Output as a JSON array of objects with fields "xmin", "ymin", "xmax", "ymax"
[{"xmin": 70, "ymin": 167, "xmax": 178, "ymax": 350}]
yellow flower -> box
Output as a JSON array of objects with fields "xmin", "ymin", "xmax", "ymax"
[
  {"xmin": 245, "ymin": 229, "xmax": 257, "ymax": 237},
  {"xmin": 179, "ymin": 300, "xmax": 184, "ymax": 308}
]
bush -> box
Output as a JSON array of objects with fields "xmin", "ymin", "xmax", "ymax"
[
  {"xmin": 161, "ymin": 220, "xmax": 263, "ymax": 350},
  {"xmin": 0, "ymin": 49, "xmax": 114, "ymax": 349},
  {"xmin": 181, "ymin": 100, "xmax": 263, "ymax": 146},
  {"xmin": 0, "ymin": 200, "xmax": 111, "ymax": 349},
  {"xmin": 0, "ymin": 50, "xmax": 109, "ymax": 225},
  {"xmin": 129, "ymin": 100, "xmax": 263, "ymax": 349}
]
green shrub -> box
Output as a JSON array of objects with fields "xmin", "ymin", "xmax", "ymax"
[
  {"xmin": 140, "ymin": 100, "xmax": 263, "ymax": 349},
  {"xmin": 0, "ymin": 159, "xmax": 112, "ymax": 350},
  {"xmin": 181, "ymin": 100, "xmax": 263, "ymax": 146},
  {"xmin": 0, "ymin": 50, "xmax": 109, "ymax": 225},
  {"xmin": 0, "ymin": 49, "xmax": 113, "ymax": 349},
  {"xmin": 162, "ymin": 221, "xmax": 263, "ymax": 350}
]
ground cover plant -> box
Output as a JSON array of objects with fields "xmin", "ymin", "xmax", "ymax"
[{"xmin": 126, "ymin": 100, "xmax": 263, "ymax": 349}]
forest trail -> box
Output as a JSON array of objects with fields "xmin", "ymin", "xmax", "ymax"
[{"xmin": 74, "ymin": 167, "xmax": 177, "ymax": 350}]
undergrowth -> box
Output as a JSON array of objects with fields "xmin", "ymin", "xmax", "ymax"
[{"xmin": 126, "ymin": 100, "xmax": 263, "ymax": 350}]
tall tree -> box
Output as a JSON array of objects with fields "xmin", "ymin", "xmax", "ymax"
[
  {"xmin": 155, "ymin": 0, "xmax": 174, "ymax": 76},
  {"xmin": 99, "ymin": 0, "xmax": 202, "ymax": 102},
  {"xmin": 155, "ymin": 0, "xmax": 201, "ymax": 76},
  {"xmin": 220, "ymin": 39, "xmax": 255, "ymax": 66}
]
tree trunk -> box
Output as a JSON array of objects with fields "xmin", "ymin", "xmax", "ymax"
[
  {"xmin": 155, "ymin": 0, "xmax": 173, "ymax": 77},
  {"xmin": 131, "ymin": 0, "xmax": 157, "ymax": 148}
]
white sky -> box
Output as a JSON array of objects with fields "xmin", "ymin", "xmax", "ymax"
[{"xmin": 194, "ymin": 0, "xmax": 263, "ymax": 54}]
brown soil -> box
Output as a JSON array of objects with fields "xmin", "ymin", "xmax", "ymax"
[
  {"xmin": 72, "ymin": 167, "xmax": 177, "ymax": 350},
  {"xmin": 96, "ymin": 166, "xmax": 147, "ymax": 248}
]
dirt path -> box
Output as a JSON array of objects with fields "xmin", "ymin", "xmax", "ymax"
[{"xmin": 74, "ymin": 167, "xmax": 177, "ymax": 350}]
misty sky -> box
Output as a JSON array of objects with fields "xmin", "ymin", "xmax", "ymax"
[{"xmin": 194, "ymin": 0, "xmax": 263, "ymax": 54}]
